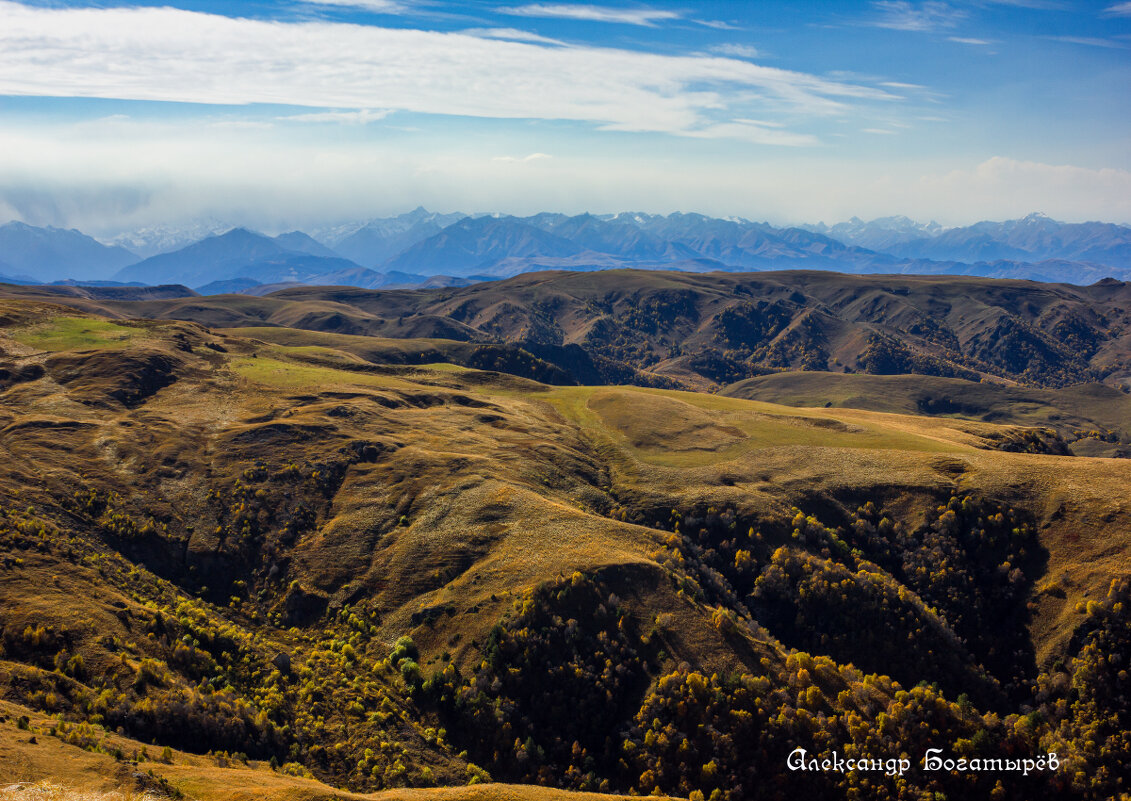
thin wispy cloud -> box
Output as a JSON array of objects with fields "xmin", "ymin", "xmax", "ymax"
[
  {"xmin": 1044, "ymin": 35, "xmax": 1126, "ymax": 48},
  {"xmin": 948, "ymin": 36, "xmax": 992, "ymax": 45},
  {"xmin": 982, "ymin": 0, "xmax": 1065, "ymax": 8},
  {"xmin": 695, "ymin": 19, "xmax": 742, "ymax": 31},
  {"xmin": 1102, "ymin": 1, "xmax": 1131, "ymax": 15},
  {"xmin": 656, "ymin": 121, "xmax": 818, "ymax": 147},
  {"xmin": 462, "ymin": 27, "xmax": 565, "ymax": 45},
  {"xmin": 302, "ymin": 0, "xmax": 408, "ymax": 12},
  {"xmin": 733, "ymin": 118, "xmax": 786, "ymax": 129},
  {"xmin": 503, "ymin": 4, "xmax": 680, "ymax": 27},
  {"xmin": 0, "ymin": 1, "xmax": 896, "ymax": 144},
  {"xmin": 280, "ymin": 109, "xmax": 392, "ymax": 123},
  {"xmin": 209, "ymin": 120, "xmax": 275, "ymax": 130},
  {"xmin": 492, "ymin": 152, "xmax": 553, "ymax": 162},
  {"xmin": 869, "ymin": 1, "xmax": 966, "ymax": 32}
]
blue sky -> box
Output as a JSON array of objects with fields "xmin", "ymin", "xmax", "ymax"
[{"xmin": 0, "ymin": 0, "xmax": 1128, "ymax": 233}]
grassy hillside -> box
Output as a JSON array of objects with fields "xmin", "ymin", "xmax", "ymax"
[
  {"xmin": 721, "ymin": 371, "xmax": 1131, "ymax": 457},
  {"xmin": 0, "ymin": 701, "xmax": 665, "ymax": 801},
  {"xmin": 0, "ymin": 300, "xmax": 1128, "ymax": 800},
  {"xmin": 4, "ymin": 269, "xmax": 1130, "ymax": 390}
]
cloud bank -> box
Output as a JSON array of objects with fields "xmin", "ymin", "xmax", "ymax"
[
  {"xmin": 0, "ymin": 1, "xmax": 892, "ymax": 143},
  {"xmin": 1, "ymin": 110, "xmax": 1126, "ymax": 233}
]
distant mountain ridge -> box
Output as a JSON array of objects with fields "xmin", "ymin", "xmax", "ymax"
[
  {"xmin": 0, "ymin": 221, "xmax": 138, "ymax": 282},
  {"xmin": 5, "ymin": 211, "xmax": 1131, "ymax": 288},
  {"xmin": 113, "ymin": 228, "xmax": 367, "ymax": 287},
  {"xmin": 314, "ymin": 207, "xmax": 467, "ymax": 267},
  {"xmin": 378, "ymin": 211, "xmax": 1131, "ymax": 283},
  {"xmin": 803, "ymin": 212, "xmax": 1131, "ymax": 268},
  {"xmin": 104, "ymin": 218, "xmax": 236, "ymax": 258},
  {"xmin": 804, "ymin": 216, "xmax": 945, "ymax": 251}
]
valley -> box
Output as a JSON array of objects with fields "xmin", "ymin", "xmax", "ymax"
[
  {"xmin": 5, "ymin": 0, "xmax": 1128, "ymax": 796},
  {"xmin": 0, "ymin": 273, "xmax": 1128, "ymax": 799}
]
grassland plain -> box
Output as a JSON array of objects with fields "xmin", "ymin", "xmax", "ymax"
[{"xmin": 0, "ymin": 296, "xmax": 1128, "ymax": 800}]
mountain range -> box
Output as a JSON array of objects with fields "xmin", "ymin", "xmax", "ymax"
[
  {"xmin": 313, "ymin": 206, "xmax": 467, "ymax": 267},
  {"xmin": 3, "ymin": 209, "xmax": 1131, "ymax": 289},
  {"xmin": 103, "ymin": 217, "xmax": 237, "ymax": 258},
  {"xmin": 0, "ymin": 221, "xmax": 138, "ymax": 282},
  {"xmin": 805, "ymin": 212, "xmax": 1131, "ymax": 267}
]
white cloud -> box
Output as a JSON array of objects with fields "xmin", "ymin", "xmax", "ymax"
[
  {"xmin": 911, "ymin": 157, "xmax": 1131, "ymax": 223},
  {"xmin": 280, "ymin": 109, "xmax": 392, "ymax": 123},
  {"xmin": 733, "ymin": 118, "xmax": 786, "ymax": 128},
  {"xmin": 302, "ymin": 0, "xmax": 408, "ymax": 12},
  {"xmin": 948, "ymin": 36, "xmax": 992, "ymax": 45},
  {"xmin": 1044, "ymin": 35, "xmax": 1127, "ymax": 49},
  {"xmin": 710, "ymin": 43, "xmax": 760, "ymax": 59},
  {"xmin": 461, "ymin": 27, "xmax": 565, "ymax": 45},
  {"xmin": 1, "ymin": 121, "xmax": 1127, "ymax": 233},
  {"xmin": 869, "ymin": 1, "xmax": 966, "ymax": 32},
  {"xmin": 1102, "ymin": 2, "xmax": 1131, "ymax": 16},
  {"xmin": 862, "ymin": 127, "xmax": 899, "ymax": 134},
  {"xmin": 695, "ymin": 19, "xmax": 742, "ymax": 31},
  {"xmin": 0, "ymin": 1, "xmax": 895, "ymax": 142},
  {"xmin": 502, "ymin": 4, "xmax": 680, "ymax": 26},
  {"xmin": 674, "ymin": 122, "xmax": 819, "ymax": 147},
  {"xmin": 492, "ymin": 153, "xmax": 553, "ymax": 162}
]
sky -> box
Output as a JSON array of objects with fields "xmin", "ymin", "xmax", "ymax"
[{"xmin": 0, "ymin": 0, "xmax": 1128, "ymax": 234}]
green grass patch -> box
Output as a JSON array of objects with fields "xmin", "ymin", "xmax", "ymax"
[
  {"xmin": 13, "ymin": 317, "xmax": 147, "ymax": 352},
  {"xmin": 219, "ymin": 326, "xmax": 464, "ymax": 355},
  {"xmin": 410, "ymin": 362, "xmax": 470, "ymax": 373},
  {"xmin": 543, "ymin": 385, "xmax": 965, "ymax": 468},
  {"xmin": 230, "ymin": 356, "xmax": 412, "ymax": 390}
]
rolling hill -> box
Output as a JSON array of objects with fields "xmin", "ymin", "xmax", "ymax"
[
  {"xmin": 721, "ymin": 371, "xmax": 1131, "ymax": 457},
  {"xmin": 0, "ymin": 291, "xmax": 1128, "ymax": 799},
  {"xmin": 7, "ymin": 269, "xmax": 1129, "ymax": 392}
]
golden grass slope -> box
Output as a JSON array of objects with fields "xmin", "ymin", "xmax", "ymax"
[
  {"xmin": 5, "ymin": 268, "xmax": 1131, "ymax": 390},
  {"xmin": 722, "ymin": 371, "xmax": 1131, "ymax": 436},
  {"xmin": 1, "ymin": 302, "xmax": 1130, "ymax": 797},
  {"xmin": 0, "ymin": 703, "xmax": 666, "ymax": 801},
  {"xmin": 1, "ymin": 304, "xmax": 1126, "ymax": 663}
]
